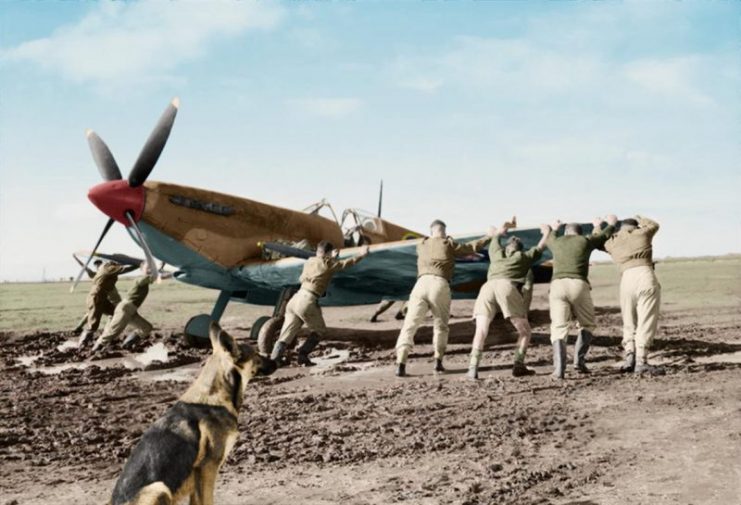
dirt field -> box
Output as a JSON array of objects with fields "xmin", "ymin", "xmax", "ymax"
[{"xmin": 1, "ymin": 258, "xmax": 740, "ymax": 504}]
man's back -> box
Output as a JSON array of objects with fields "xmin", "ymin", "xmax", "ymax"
[{"xmin": 605, "ymin": 217, "xmax": 659, "ymax": 272}]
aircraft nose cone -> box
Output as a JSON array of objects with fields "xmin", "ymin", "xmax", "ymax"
[{"xmin": 88, "ymin": 180, "xmax": 145, "ymax": 225}]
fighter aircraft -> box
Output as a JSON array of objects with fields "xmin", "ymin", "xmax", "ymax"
[{"xmin": 77, "ymin": 99, "xmax": 567, "ymax": 350}]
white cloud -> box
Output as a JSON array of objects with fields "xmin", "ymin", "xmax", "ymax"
[
  {"xmin": 625, "ymin": 57, "xmax": 715, "ymax": 107},
  {"xmin": 1, "ymin": 0, "xmax": 284, "ymax": 90},
  {"xmin": 392, "ymin": 36, "xmax": 607, "ymax": 98},
  {"xmin": 289, "ymin": 97, "xmax": 364, "ymax": 118}
]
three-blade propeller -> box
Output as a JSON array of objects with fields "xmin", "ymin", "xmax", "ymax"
[{"xmin": 71, "ymin": 98, "xmax": 179, "ymax": 292}]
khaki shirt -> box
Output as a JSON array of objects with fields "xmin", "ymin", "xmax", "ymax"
[
  {"xmin": 604, "ymin": 217, "xmax": 659, "ymax": 273},
  {"xmin": 417, "ymin": 236, "xmax": 490, "ymax": 282},
  {"xmin": 126, "ymin": 276, "xmax": 152, "ymax": 308},
  {"xmin": 300, "ymin": 254, "xmax": 365, "ymax": 296},
  {"xmin": 90, "ymin": 263, "xmax": 131, "ymax": 297}
]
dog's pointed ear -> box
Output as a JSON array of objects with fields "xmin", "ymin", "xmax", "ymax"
[
  {"xmin": 208, "ymin": 321, "xmax": 222, "ymax": 350},
  {"xmin": 210, "ymin": 322, "xmax": 240, "ymax": 359}
]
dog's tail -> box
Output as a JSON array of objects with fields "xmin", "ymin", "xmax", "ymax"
[{"xmin": 107, "ymin": 482, "xmax": 173, "ymax": 505}]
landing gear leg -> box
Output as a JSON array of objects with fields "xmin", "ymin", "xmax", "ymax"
[{"xmin": 184, "ymin": 290, "xmax": 232, "ymax": 348}]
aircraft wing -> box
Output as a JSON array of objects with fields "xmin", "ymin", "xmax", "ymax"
[{"xmin": 234, "ymin": 227, "xmax": 558, "ymax": 306}]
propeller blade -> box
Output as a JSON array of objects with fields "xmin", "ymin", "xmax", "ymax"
[
  {"xmin": 125, "ymin": 212, "xmax": 159, "ymax": 281},
  {"xmin": 86, "ymin": 130, "xmax": 123, "ymax": 181},
  {"xmin": 128, "ymin": 97, "xmax": 179, "ymax": 187},
  {"xmin": 70, "ymin": 218, "xmax": 115, "ymax": 292},
  {"xmin": 377, "ymin": 179, "xmax": 383, "ymax": 218}
]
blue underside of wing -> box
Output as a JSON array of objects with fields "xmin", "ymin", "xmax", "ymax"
[{"xmin": 130, "ymin": 223, "xmax": 561, "ymax": 307}]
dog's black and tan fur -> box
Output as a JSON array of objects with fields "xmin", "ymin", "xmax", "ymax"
[{"xmin": 108, "ymin": 322, "xmax": 276, "ymax": 505}]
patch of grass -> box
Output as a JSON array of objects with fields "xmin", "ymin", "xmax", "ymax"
[
  {"xmin": 1, "ymin": 256, "xmax": 739, "ymax": 333},
  {"xmin": 0, "ymin": 278, "xmax": 271, "ymax": 334},
  {"xmin": 588, "ymin": 255, "xmax": 741, "ymax": 310}
]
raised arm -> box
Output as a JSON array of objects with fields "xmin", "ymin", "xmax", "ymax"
[
  {"xmin": 452, "ymin": 227, "xmax": 495, "ymax": 257},
  {"xmin": 588, "ymin": 216, "xmax": 615, "ymax": 248},
  {"xmin": 536, "ymin": 224, "xmax": 552, "ymax": 251},
  {"xmin": 545, "ymin": 219, "xmax": 562, "ymax": 247},
  {"xmin": 333, "ymin": 246, "xmax": 370, "ymax": 271},
  {"xmin": 73, "ymin": 254, "xmax": 97, "ymax": 279},
  {"xmin": 487, "ymin": 223, "xmax": 511, "ymax": 259}
]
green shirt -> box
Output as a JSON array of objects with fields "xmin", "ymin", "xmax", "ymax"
[
  {"xmin": 487, "ymin": 237, "xmax": 542, "ymax": 282},
  {"xmin": 126, "ymin": 276, "xmax": 152, "ymax": 308},
  {"xmin": 546, "ymin": 225, "xmax": 615, "ymax": 281}
]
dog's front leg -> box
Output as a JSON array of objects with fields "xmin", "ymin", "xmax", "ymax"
[{"xmin": 190, "ymin": 466, "xmax": 217, "ymax": 505}]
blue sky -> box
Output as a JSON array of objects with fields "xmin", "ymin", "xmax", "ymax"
[{"xmin": 0, "ymin": 0, "xmax": 739, "ymax": 281}]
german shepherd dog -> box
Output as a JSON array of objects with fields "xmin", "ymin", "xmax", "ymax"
[{"xmin": 108, "ymin": 322, "xmax": 277, "ymax": 505}]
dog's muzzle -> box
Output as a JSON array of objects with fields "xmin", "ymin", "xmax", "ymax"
[{"xmin": 257, "ymin": 356, "xmax": 278, "ymax": 376}]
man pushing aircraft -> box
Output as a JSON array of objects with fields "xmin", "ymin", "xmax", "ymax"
[{"xmin": 270, "ymin": 242, "xmax": 370, "ymax": 367}]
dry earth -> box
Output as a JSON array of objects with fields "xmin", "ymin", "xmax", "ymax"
[{"xmin": 1, "ymin": 273, "xmax": 740, "ymax": 505}]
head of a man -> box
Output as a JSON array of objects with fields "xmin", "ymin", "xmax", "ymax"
[
  {"xmin": 505, "ymin": 236, "xmax": 524, "ymax": 255},
  {"xmin": 316, "ymin": 240, "xmax": 335, "ymax": 258},
  {"xmin": 621, "ymin": 218, "xmax": 639, "ymax": 232},
  {"xmin": 430, "ymin": 219, "xmax": 447, "ymax": 238},
  {"xmin": 93, "ymin": 259, "xmax": 103, "ymax": 268},
  {"xmin": 564, "ymin": 223, "xmax": 583, "ymax": 236}
]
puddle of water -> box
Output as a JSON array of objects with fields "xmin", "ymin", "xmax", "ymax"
[
  {"xmin": 643, "ymin": 350, "xmax": 741, "ymax": 367},
  {"xmin": 57, "ymin": 339, "xmax": 80, "ymax": 352},
  {"xmin": 19, "ymin": 342, "xmax": 171, "ymax": 375},
  {"xmin": 310, "ymin": 348, "xmax": 351, "ymax": 372},
  {"xmin": 16, "ymin": 355, "xmax": 41, "ymax": 367},
  {"xmin": 136, "ymin": 362, "xmax": 202, "ymax": 383},
  {"xmin": 692, "ymin": 351, "xmax": 741, "ymax": 364},
  {"xmin": 135, "ymin": 342, "xmax": 169, "ymax": 367}
]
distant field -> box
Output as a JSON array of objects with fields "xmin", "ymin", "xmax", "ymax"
[
  {"xmin": 0, "ymin": 256, "xmax": 739, "ymax": 333},
  {"xmin": 0, "ymin": 279, "xmax": 272, "ymax": 334}
]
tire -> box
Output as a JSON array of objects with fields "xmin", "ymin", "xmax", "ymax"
[
  {"xmin": 249, "ymin": 316, "xmax": 272, "ymax": 342},
  {"xmin": 257, "ymin": 316, "xmax": 284, "ymax": 356}
]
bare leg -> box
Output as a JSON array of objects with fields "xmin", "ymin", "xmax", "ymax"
[
  {"xmin": 510, "ymin": 317, "xmax": 535, "ymax": 376},
  {"xmin": 468, "ymin": 315, "xmax": 492, "ymax": 379}
]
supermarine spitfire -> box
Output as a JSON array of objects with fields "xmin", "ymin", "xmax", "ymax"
[{"xmin": 77, "ymin": 99, "xmax": 564, "ymax": 351}]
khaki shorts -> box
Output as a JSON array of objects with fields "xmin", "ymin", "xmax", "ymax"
[{"xmin": 473, "ymin": 278, "xmax": 526, "ymax": 319}]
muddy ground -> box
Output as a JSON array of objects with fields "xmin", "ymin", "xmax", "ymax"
[{"xmin": 1, "ymin": 284, "xmax": 740, "ymax": 505}]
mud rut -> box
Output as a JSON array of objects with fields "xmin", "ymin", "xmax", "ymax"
[{"xmin": 1, "ymin": 306, "xmax": 740, "ymax": 505}]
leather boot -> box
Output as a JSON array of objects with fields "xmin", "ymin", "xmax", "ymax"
[
  {"xmin": 78, "ymin": 330, "xmax": 94, "ymax": 348},
  {"xmin": 91, "ymin": 339, "xmax": 105, "ymax": 354},
  {"xmin": 395, "ymin": 363, "xmax": 406, "ymax": 377},
  {"xmin": 512, "ymin": 360, "xmax": 535, "ymax": 377},
  {"xmin": 635, "ymin": 354, "xmax": 665, "ymax": 376},
  {"xmin": 574, "ymin": 329, "xmax": 593, "ymax": 374},
  {"xmin": 296, "ymin": 333, "xmax": 319, "ymax": 367},
  {"xmin": 270, "ymin": 341, "xmax": 288, "ymax": 367},
  {"xmin": 551, "ymin": 340, "xmax": 566, "ymax": 380},
  {"xmin": 619, "ymin": 351, "xmax": 636, "ymax": 373},
  {"xmin": 122, "ymin": 332, "xmax": 140, "ymax": 350},
  {"xmin": 434, "ymin": 358, "xmax": 445, "ymax": 373}
]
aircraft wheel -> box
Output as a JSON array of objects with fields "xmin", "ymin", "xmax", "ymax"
[
  {"xmin": 250, "ymin": 316, "xmax": 272, "ymax": 342},
  {"xmin": 257, "ymin": 316, "xmax": 284, "ymax": 356},
  {"xmin": 184, "ymin": 314, "xmax": 213, "ymax": 348}
]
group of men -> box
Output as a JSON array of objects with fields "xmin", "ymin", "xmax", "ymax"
[
  {"xmin": 77, "ymin": 258, "xmax": 155, "ymax": 353},
  {"xmin": 269, "ymin": 214, "xmax": 663, "ymax": 379},
  {"xmin": 77, "ymin": 214, "xmax": 662, "ymax": 379}
]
